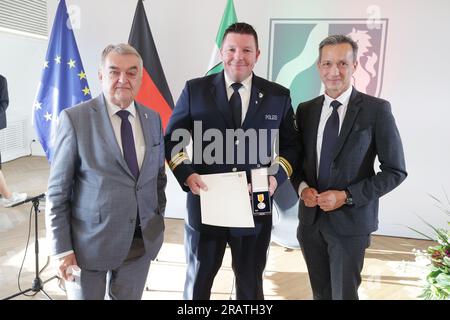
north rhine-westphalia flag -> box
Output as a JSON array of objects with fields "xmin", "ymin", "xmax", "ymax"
[
  {"xmin": 128, "ymin": 0, "xmax": 174, "ymax": 130},
  {"xmin": 33, "ymin": 0, "xmax": 91, "ymax": 161},
  {"xmin": 206, "ymin": 0, "xmax": 237, "ymax": 75}
]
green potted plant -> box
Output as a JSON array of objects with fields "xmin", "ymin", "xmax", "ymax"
[{"xmin": 412, "ymin": 194, "xmax": 450, "ymax": 300}]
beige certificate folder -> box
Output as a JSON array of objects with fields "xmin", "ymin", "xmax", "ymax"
[{"xmin": 200, "ymin": 171, "xmax": 254, "ymax": 228}]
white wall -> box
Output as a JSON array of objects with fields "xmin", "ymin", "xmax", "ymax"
[
  {"xmin": 0, "ymin": 32, "xmax": 47, "ymax": 159},
  {"xmin": 3, "ymin": 0, "xmax": 450, "ymax": 238}
]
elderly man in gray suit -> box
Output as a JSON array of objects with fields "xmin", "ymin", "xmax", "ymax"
[
  {"xmin": 45, "ymin": 43, "xmax": 167, "ymax": 300},
  {"xmin": 291, "ymin": 35, "xmax": 407, "ymax": 300}
]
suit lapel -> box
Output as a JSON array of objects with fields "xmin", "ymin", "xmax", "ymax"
[
  {"xmin": 135, "ymin": 103, "xmax": 155, "ymax": 181},
  {"xmin": 242, "ymin": 74, "xmax": 264, "ymax": 129},
  {"xmin": 93, "ymin": 95, "xmax": 136, "ymax": 179},
  {"xmin": 332, "ymin": 88, "xmax": 362, "ymax": 160},
  {"xmin": 210, "ymin": 72, "xmax": 234, "ymax": 128},
  {"xmin": 309, "ymin": 96, "xmax": 324, "ymax": 186}
]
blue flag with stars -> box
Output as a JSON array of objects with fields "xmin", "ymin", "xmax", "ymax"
[{"xmin": 33, "ymin": 0, "xmax": 91, "ymax": 161}]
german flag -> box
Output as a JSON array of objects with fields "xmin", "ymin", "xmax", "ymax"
[{"xmin": 128, "ymin": 0, "xmax": 174, "ymax": 130}]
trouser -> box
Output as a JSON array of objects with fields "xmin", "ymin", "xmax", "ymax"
[
  {"xmin": 183, "ymin": 217, "xmax": 272, "ymax": 300},
  {"xmin": 65, "ymin": 237, "xmax": 151, "ymax": 300},
  {"xmin": 297, "ymin": 211, "xmax": 370, "ymax": 300}
]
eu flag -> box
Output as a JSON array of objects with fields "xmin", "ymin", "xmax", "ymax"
[{"xmin": 33, "ymin": 0, "xmax": 91, "ymax": 161}]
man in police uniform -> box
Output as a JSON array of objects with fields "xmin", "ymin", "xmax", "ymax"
[{"xmin": 165, "ymin": 23, "xmax": 298, "ymax": 300}]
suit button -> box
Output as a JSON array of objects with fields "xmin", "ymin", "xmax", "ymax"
[
  {"xmin": 129, "ymin": 218, "xmax": 136, "ymax": 224},
  {"xmin": 232, "ymin": 167, "xmax": 237, "ymax": 172},
  {"xmin": 257, "ymin": 164, "xmax": 261, "ymax": 168},
  {"xmin": 136, "ymin": 186, "xmax": 141, "ymax": 191}
]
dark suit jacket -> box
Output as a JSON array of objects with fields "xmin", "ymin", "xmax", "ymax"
[
  {"xmin": 165, "ymin": 72, "xmax": 299, "ymax": 235},
  {"xmin": 291, "ymin": 88, "xmax": 407, "ymax": 236},
  {"xmin": 0, "ymin": 75, "xmax": 8, "ymax": 130}
]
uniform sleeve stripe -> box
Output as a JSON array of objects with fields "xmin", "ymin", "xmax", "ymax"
[
  {"xmin": 275, "ymin": 156, "xmax": 293, "ymax": 177},
  {"xmin": 169, "ymin": 152, "xmax": 189, "ymax": 171}
]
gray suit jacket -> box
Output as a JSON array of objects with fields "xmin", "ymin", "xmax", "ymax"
[
  {"xmin": 45, "ymin": 94, "xmax": 167, "ymax": 270},
  {"xmin": 292, "ymin": 88, "xmax": 407, "ymax": 236}
]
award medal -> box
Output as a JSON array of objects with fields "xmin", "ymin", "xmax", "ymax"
[{"xmin": 257, "ymin": 193, "xmax": 266, "ymax": 209}]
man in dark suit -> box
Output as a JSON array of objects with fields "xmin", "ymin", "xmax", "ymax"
[
  {"xmin": 165, "ymin": 22, "xmax": 298, "ymax": 299},
  {"xmin": 291, "ymin": 35, "xmax": 407, "ymax": 300}
]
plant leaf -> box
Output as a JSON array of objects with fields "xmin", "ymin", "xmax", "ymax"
[{"xmin": 408, "ymin": 226, "xmax": 434, "ymax": 240}]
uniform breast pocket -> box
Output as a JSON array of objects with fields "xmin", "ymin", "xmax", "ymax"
[{"xmin": 262, "ymin": 113, "xmax": 280, "ymax": 129}]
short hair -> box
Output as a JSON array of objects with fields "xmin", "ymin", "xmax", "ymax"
[
  {"xmin": 100, "ymin": 43, "xmax": 143, "ymax": 71},
  {"xmin": 318, "ymin": 35, "xmax": 358, "ymax": 62},
  {"xmin": 222, "ymin": 22, "xmax": 259, "ymax": 49}
]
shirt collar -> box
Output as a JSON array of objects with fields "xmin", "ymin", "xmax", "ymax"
[
  {"xmin": 324, "ymin": 85, "xmax": 353, "ymax": 108},
  {"xmin": 105, "ymin": 96, "xmax": 136, "ymax": 118},
  {"xmin": 224, "ymin": 72, "xmax": 253, "ymax": 91}
]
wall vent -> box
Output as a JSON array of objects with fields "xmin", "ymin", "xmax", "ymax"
[
  {"xmin": 0, "ymin": 0, "xmax": 48, "ymax": 39},
  {"xmin": 0, "ymin": 119, "xmax": 27, "ymax": 162}
]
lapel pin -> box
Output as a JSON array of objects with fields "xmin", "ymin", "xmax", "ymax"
[
  {"xmin": 259, "ymin": 92, "xmax": 264, "ymax": 99},
  {"xmin": 144, "ymin": 113, "xmax": 148, "ymax": 119}
]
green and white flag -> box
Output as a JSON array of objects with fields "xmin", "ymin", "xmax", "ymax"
[{"xmin": 206, "ymin": 0, "xmax": 237, "ymax": 75}]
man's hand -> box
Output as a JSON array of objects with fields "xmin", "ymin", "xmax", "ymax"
[
  {"xmin": 300, "ymin": 187, "xmax": 319, "ymax": 207},
  {"xmin": 58, "ymin": 253, "xmax": 78, "ymax": 281},
  {"xmin": 268, "ymin": 176, "xmax": 277, "ymax": 196},
  {"xmin": 185, "ymin": 173, "xmax": 208, "ymax": 195},
  {"xmin": 317, "ymin": 190, "xmax": 346, "ymax": 212}
]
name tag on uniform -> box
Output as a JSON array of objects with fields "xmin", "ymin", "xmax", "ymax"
[
  {"xmin": 265, "ymin": 114, "xmax": 278, "ymax": 121},
  {"xmin": 251, "ymin": 168, "xmax": 271, "ymax": 215}
]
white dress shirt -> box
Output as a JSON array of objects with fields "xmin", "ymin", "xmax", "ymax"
[
  {"xmin": 106, "ymin": 100, "xmax": 145, "ymax": 169},
  {"xmin": 298, "ymin": 85, "xmax": 353, "ymax": 197},
  {"xmin": 224, "ymin": 72, "xmax": 252, "ymax": 125}
]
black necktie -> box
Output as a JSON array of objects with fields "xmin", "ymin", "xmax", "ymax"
[
  {"xmin": 117, "ymin": 110, "xmax": 142, "ymax": 238},
  {"xmin": 229, "ymin": 82, "xmax": 243, "ymax": 129},
  {"xmin": 317, "ymin": 100, "xmax": 342, "ymax": 192},
  {"xmin": 116, "ymin": 110, "xmax": 139, "ymax": 179}
]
